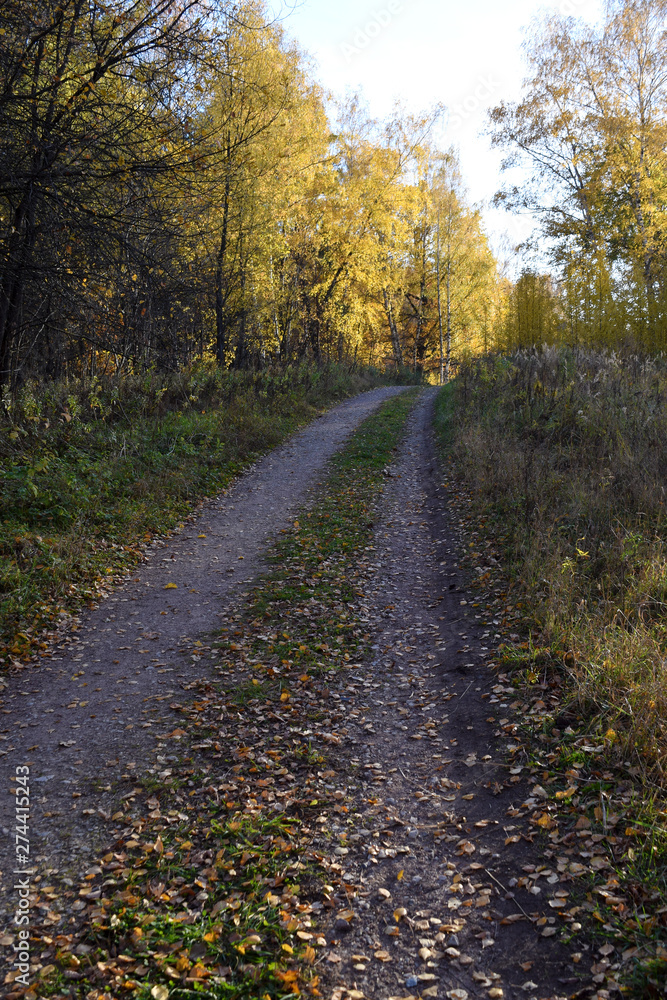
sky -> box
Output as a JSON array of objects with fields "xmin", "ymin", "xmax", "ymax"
[{"xmin": 272, "ymin": 0, "xmax": 603, "ymax": 269}]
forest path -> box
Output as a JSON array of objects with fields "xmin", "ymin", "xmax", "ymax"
[
  {"xmin": 0, "ymin": 387, "xmax": 606, "ymax": 1000},
  {"xmin": 0, "ymin": 386, "xmax": 407, "ymax": 903},
  {"xmin": 314, "ymin": 391, "xmax": 595, "ymax": 1000}
]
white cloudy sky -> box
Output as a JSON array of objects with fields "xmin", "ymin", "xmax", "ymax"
[{"xmin": 272, "ymin": 0, "xmax": 603, "ymax": 267}]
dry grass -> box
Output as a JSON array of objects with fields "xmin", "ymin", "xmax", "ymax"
[{"xmin": 447, "ymin": 347, "xmax": 667, "ymax": 780}]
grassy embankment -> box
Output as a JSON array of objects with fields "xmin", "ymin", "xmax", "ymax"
[
  {"xmin": 435, "ymin": 348, "xmax": 667, "ymax": 994},
  {"xmin": 21, "ymin": 389, "xmax": 420, "ymax": 1000},
  {"xmin": 0, "ymin": 361, "xmax": 416, "ymax": 669}
]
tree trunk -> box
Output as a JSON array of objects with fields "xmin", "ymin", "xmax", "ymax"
[
  {"xmin": 0, "ymin": 191, "xmax": 36, "ymax": 384},
  {"xmin": 215, "ymin": 161, "xmax": 231, "ymax": 367},
  {"xmin": 436, "ymin": 212, "xmax": 444, "ymax": 385},
  {"xmin": 383, "ymin": 287, "xmax": 402, "ymax": 367},
  {"xmin": 445, "ymin": 256, "xmax": 452, "ymax": 382}
]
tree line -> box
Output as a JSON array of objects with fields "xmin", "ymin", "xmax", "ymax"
[
  {"xmin": 0, "ymin": 0, "xmax": 498, "ymax": 388},
  {"xmin": 492, "ymin": 0, "xmax": 667, "ymax": 352}
]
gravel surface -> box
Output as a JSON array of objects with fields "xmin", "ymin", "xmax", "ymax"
[
  {"xmin": 0, "ymin": 386, "xmax": 407, "ymax": 906},
  {"xmin": 314, "ymin": 391, "xmax": 592, "ymax": 1000}
]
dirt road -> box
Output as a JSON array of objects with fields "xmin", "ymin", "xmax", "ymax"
[
  {"xmin": 314, "ymin": 391, "xmax": 593, "ymax": 1000},
  {"xmin": 0, "ymin": 387, "xmax": 407, "ymax": 906},
  {"xmin": 1, "ymin": 387, "xmax": 605, "ymax": 1000}
]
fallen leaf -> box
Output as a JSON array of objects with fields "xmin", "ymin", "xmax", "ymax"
[{"xmin": 501, "ymin": 912, "xmax": 525, "ymax": 925}]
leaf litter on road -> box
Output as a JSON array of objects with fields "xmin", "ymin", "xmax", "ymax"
[
  {"xmin": 4, "ymin": 386, "xmax": 647, "ymax": 1000},
  {"xmin": 3, "ymin": 391, "xmax": 419, "ymax": 1000}
]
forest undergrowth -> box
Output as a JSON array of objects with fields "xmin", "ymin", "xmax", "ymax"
[
  {"xmin": 0, "ymin": 361, "xmax": 416, "ymax": 672},
  {"xmin": 438, "ymin": 348, "xmax": 667, "ymax": 995}
]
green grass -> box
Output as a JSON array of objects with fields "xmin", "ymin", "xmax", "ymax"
[{"xmin": 0, "ymin": 361, "xmax": 417, "ymax": 668}]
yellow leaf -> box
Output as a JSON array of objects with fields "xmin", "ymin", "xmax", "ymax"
[
  {"xmin": 280, "ymin": 691, "xmax": 290, "ymax": 702},
  {"xmin": 164, "ymin": 583, "xmax": 178, "ymax": 589},
  {"xmin": 396, "ymin": 869, "xmax": 404, "ymax": 881},
  {"xmin": 282, "ymin": 943, "xmax": 294, "ymax": 955}
]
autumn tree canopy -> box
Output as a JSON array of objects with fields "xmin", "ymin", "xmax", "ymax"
[
  {"xmin": 491, "ymin": 0, "xmax": 667, "ymax": 351},
  {"xmin": 0, "ymin": 0, "xmax": 499, "ymax": 386}
]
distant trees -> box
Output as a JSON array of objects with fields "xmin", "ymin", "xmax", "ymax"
[
  {"xmin": 374, "ymin": 143, "xmax": 498, "ymax": 381},
  {"xmin": 491, "ymin": 0, "xmax": 667, "ymax": 351},
  {"xmin": 496, "ymin": 270, "xmax": 563, "ymax": 351}
]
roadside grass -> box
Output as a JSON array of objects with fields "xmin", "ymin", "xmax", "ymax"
[
  {"xmin": 0, "ymin": 361, "xmax": 417, "ymax": 670},
  {"xmin": 435, "ymin": 349, "xmax": 667, "ymax": 993},
  {"xmin": 23, "ymin": 389, "xmax": 420, "ymax": 1000}
]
